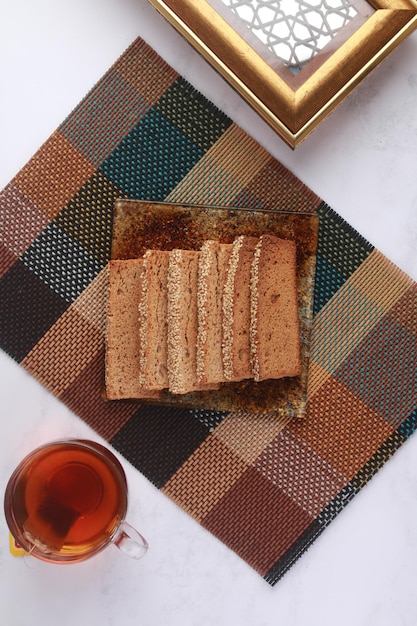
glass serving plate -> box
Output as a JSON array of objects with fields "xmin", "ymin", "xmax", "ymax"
[{"xmin": 108, "ymin": 199, "xmax": 319, "ymax": 417}]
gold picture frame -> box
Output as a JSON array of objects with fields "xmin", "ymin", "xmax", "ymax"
[{"xmin": 147, "ymin": 0, "xmax": 417, "ymax": 148}]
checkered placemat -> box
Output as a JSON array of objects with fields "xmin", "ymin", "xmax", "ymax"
[{"xmin": 1, "ymin": 38, "xmax": 416, "ymax": 585}]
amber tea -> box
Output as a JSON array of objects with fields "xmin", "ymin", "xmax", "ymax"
[{"xmin": 4, "ymin": 440, "xmax": 141, "ymax": 563}]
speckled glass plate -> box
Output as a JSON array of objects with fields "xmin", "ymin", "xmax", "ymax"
[{"xmin": 109, "ymin": 199, "xmax": 319, "ymax": 417}]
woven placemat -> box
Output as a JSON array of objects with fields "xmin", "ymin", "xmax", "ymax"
[{"xmin": 1, "ymin": 37, "xmax": 416, "ymax": 585}]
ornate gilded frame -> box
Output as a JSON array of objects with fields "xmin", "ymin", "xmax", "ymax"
[{"xmin": 147, "ymin": 0, "xmax": 417, "ymax": 148}]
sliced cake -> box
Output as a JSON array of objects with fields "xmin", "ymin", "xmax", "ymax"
[
  {"xmin": 250, "ymin": 234, "xmax": 301, "ymax": 381},
  {"xmin": 222, "ymin": 235, "xmax": 259, "ymax": 382},
  {"xmin": 138, "ymin": 249, "xmax": 170, "ymax": 390},
  {"xmin": 167, "ymin": 249, "xmax": 202, "ymax": 394},
  {"xmin": 197, "ymin": 240, "xmax": 232, "ymax": 385},
  {"xmin": 105, "ymin": 259, "xmax": 162, "ymax": 400}
]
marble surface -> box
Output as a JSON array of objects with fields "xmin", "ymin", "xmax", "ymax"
[{"xmin": 1, "ymin": 1, "xmax": 417, "ymax": 624}]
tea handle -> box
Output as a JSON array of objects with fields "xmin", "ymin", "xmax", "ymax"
[{"xmin": 114, "ymin": 522, "xmax": 148, "ymax": 559}]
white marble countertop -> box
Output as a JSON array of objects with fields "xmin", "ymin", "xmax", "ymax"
[{"xmin": 1, "ymin": 1, "xmax": 417, "ymax": 625}]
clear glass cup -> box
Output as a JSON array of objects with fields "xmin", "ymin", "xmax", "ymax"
[{"xmin": 4, "ymin": 439, "xmax": 148, "ymax": 564}]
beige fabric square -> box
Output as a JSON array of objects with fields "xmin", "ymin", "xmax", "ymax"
[
  {"xmin": 212, "ymin": 410, "xmax": 290, "ymax": 465},
  {"xmin": 167, "ymin": 125, "xmax": 270, "ymax": 205}
]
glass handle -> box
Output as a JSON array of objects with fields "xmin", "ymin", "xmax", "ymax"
[{"xmin": 113, "ymin": 522, "xmax": 148, "ymax": 560}]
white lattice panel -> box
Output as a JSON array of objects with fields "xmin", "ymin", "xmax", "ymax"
[{"xmin": 218, "ymin": 0, "xmax": 359, "ymax": 71}]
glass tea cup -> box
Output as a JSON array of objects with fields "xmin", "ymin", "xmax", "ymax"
[{"xmin": 4, "ymin": 439, "xmax": 148, "ymax": 564}]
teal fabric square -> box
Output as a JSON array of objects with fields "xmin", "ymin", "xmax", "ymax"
[{"xmin": 99, "ymin": 107, "xmax": 204, "ymax": 200}]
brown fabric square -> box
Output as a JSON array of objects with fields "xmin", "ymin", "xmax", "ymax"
[
  {"xmin": 14, "ymin": 132, "xmax": 95, "ymax": 219},
  {"xmin": 202, "ymin": 465, "xmax": 313, "ymax": 575},
  {"xmin": 234, "ymin": 158, "xmax": 321, "ymax": 213},
  {"xmin": 289, "ymin": 377, "xmax": 394, "ymax": 480},
  {"xmin": 0, "ymin": 182, "xmax": 50, "ymax": 258},
  {"xmin": 116, "ymin": 38, "xmax": 179, "ymax": 104}
]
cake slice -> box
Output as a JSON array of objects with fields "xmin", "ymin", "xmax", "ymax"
[
  {"xmin": 222, "ymin": 235, "xmax": 259, "ymax": 382},
  {"xmin": 138, "ymin": 249, "xmax": 170, "ymax": 390},
  {"xmin": 250, "ymin": 235, "xmax": 301, "ymax": 381},
  {"xmin": 197, "ymin": 240, "xmax": 232, "ymax": 385},
  {"xmin": 167, "ymin": 249, "xmax": 220, "ymax": 394},
  {"xmin": 167, "ymin": 249, "xmax": 201, "ymax": 394},
  {"xmin": 105, "ymin": 259, "xmax": 162, "ymax": 400}
]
